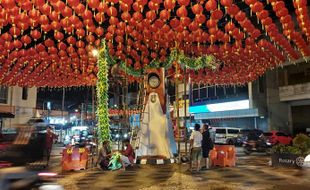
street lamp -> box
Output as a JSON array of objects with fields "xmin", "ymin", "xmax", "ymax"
[{"xmin": 91, "ymin": 49, "xmax": 99, "ymax": 57}]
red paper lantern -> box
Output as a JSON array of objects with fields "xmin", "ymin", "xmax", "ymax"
[
  {"xmin": 235, "ymin": 11, "xmax": 246, "ymax": 22},
  {"xmin": 211, "ymin": 10, "xmax": 223, "ymax": 20},
  {"xmin": 251, "ymin": 2, "xmax": 263, "ymax": 13},
  {"xmin": 30, "ymin": 30, "xmax": 41, "ymax": 41},
  {"xmin": 164, "ymin": 0, "xmax": 175, "ymax": 10},
  {"xmin": 177, "ymin": 6, "xmax": 188, "ymax": 17},
  {"xmin": 220, "ymin": 0, "xmax": 233, "ymax": 7},
  {"xmin": 178, "ymin": 0, "xmax": 190, "ymax": 6},
  {"xmin": 205, "ymin": 0, "xmax": 217, "ymax": 11},
  {"xmin": 227, "ymin": 4, "xmax": 239, "ymax": 16}
]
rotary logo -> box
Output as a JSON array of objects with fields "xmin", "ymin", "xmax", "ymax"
[{"xmin": 295, "ymin": 157, "xmax": 305, "ymax": 167}]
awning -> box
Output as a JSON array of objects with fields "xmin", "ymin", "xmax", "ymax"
[{"xmin": 0, "ymin": 112, "xmax": 15, "ymax": 118}]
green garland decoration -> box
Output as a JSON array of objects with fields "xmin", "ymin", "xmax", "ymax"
[
  {"xmin": 96, "ymin": 40, "xmax": 110, "ymax": 142},
  {"xmin": 105, "ymin": 45, "xmax": 218, "ymax": 77}
]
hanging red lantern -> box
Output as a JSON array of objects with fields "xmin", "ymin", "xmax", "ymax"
[
  {"xmin": 195, "ymin": 14, "xmax": 206, "ymax": 25},
  {"xmin": 220, "ymin": 0, "xmax": 233, "ymax": 7},
  {"xmin": 121, "ymin": 12, "xmax": 131, "ymax": 22},
  {"xmin": 273, "ymin": 1, "xmax": 285, "ymax": 12},
  {"xmin": 211, "ymin": 10, "xmax": 223, "ymax": 20},
  {"xmin": 88, "ymin": 0, "xmax": 100, "ymax": 10},
  {"xmin": 192, "ymin": 4, "xmax": 203, "ymax": 14},
  {"xmin": 146, "ymin": 11, "xmax": 156, "ymax": 22},
  {"xmin": 107, "ymin": 6, "xmax": 118, "ymax": 17},
  {"xmin": 2, "ymin": 0, "xmax": 16, "ymax": 9},
  {"xmin": 21, "ymin": 35, "xmax": 31, "ymax": 46},
  {"xmin": 30, "ymin": 29, "xmax": 41, "ymax": 41},
  {"xmin": 54, "ymin": 31, "xmax": 64, "ymax": 42},
  {"xmin": 74, "ymin": 4, "xmax": 86, "ymax": 15},
  {"xmin": 44, "ymin": 39, "xmax": 54, "ymax": 48},
  {"xmin": 235, "ymin": 11, "xmax": 246, "ymax": 22},
  {"xmin": 261, "ymin": 17, "xmax": 272, "ymax": 26},
  {"xmin": 13, "ymin": 40, "xmax": 22, "ymax": 49},
  {"xmin": 133, "ymin": 12, "xmax": 143, "ymax": 22},
  {"xmin": 205, "ymin": 0, "xmax": 217, "ymax": 11},
  {"xmin": 177, "ymin": 6, "xmax": 188, "ymax": 17},
  {"xmin": 251, "ymin": 2, "xmax": 263, "ymax": 13},
  {"xmin": 178, "ymin": 0, "xmax": 190, "ymax": 6},
  {"xmin": 227, "ymin": 4, "xmax": 239, "ymax": 16},
  {"xmin": 245, "ymin": 0, "xmax": 256, "ymax": 5},
  {"xmin": 257, "ymin": 10, "xmax": 269, "ymax": 20}
]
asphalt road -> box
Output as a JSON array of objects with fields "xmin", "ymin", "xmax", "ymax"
[{"xmin": 49, "ymin": 149, "xmax": 310, "ymax": 190}]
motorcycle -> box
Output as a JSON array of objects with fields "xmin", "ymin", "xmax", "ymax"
[
  {"xmin": 0, "ymin": 166, "xmax": 64, "ymax": 190},
  {"xmin": 243, "ymin": 138, "xmax": 272, "ymax": 155}
]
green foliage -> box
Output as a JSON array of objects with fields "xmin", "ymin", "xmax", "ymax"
[
  {"xmin": 272, "ymin": 134, "xmax": 310, "ymax": 156},
  {"xmin": 96, "ymin": 40, "xmax": 110, "ymax": 143},
  {"xmin": 293, "ymin": 134, "xmax": 310, "ymax": 155},
  {"xmin": 106, "ymin": 48, "xmax": 218, "ymax": 77}
]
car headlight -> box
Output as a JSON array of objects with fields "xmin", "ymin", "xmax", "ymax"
[{"xmin": 39, "ymin": 184, "xmax": 64, "ymax": 190}]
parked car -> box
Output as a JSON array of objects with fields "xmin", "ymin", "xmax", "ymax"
[
  {"xmin": 213, "ymin": 127, "xmax": 241, "ymax": 144},
  {"xmin": 263, "ymin": 131, "xmax": 292, "ymax": 145}
]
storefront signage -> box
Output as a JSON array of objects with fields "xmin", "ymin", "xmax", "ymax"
[
  {"xmin": 189, "ymin": 100, "xmax": 250, "ymax": 113},
  {"xmin": 272, "ymin": 153, "xmax": 305, "ymax": 168}
]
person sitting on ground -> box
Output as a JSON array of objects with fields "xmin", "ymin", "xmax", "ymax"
[
  {"xmin": 189, "ymin": 123, "xmax": 203, "ymax": 172},
  {"xmin": 120, "ymin": 139, "xmax": 135, "ymax": 169},
  {"xmin": 96, "ymin": 140, "xmax": 111, "ymax": 170}
]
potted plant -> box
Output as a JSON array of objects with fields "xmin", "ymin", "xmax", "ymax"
[{"xmin": 271, "ymin": 134, "xmax": 310, "ymax": 168}]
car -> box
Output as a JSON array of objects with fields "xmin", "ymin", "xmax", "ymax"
[
  {"xmin": 263, "ymin": 131, "xmax": 292, "ymax": 145},
  {"xmin": 213, "ymin": 127, "xmax": 241, "ymax": 144}
]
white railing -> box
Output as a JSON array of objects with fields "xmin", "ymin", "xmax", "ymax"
[{"xmin": 279, "ymin": 82, "xmax": 310, "ymax": 101}]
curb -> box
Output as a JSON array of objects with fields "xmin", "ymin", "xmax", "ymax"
[{"xmin": 135, "ymin": 158, "xmax": 176, "ymax": 165}]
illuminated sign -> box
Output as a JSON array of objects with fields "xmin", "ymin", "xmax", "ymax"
[{"xmin": 189, "ymin": 100, "xmax": 250, "ymax": 113}]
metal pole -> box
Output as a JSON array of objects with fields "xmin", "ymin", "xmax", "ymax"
[
  {"xmin": 81, "ymin": 103, "xmax": 84, "ymax": 126},
  {"xmin": 176, "ymin": 73, "xmax": 181, "ymax": 163},
  {"xmin": 183, "ymin": 67, "xmax": 188, "ymax": 156},
  {"xmin": 61, "ymin": 88, "xmax": 65, "ymax": 143}
]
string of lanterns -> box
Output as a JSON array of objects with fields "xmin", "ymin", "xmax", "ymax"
[{"xmin": 0, "ymin": 0, "xmax": 309, "ymax": 87}]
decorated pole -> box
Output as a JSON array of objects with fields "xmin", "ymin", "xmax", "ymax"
[{"xmin": 96, "ymin": 40, "xmax": 110, "ymax": 142}]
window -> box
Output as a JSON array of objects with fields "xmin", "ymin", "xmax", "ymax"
[
  {"xmin": 199, "ymin": 86, "xmax": 207, "ymax": 99},
  {"xmin": 216, "ymin": 129, "xmax": 226, "ymax": 134},
  {"xmin": 22, "ymin": 87, "xmax": 28, "ymax": 100},
  {"xmin": 276, "ymin": 132, "xmax": 287, "ymax": 137},
  {"xmin": 263, "ymin": 132, "xmax": 273, "ymax": 137},
  {"xmin": 0, "ymin": 86, "xmax": 8, "ymax": 104},
  {"xmin": 225, "ymin": 86, "xmax": 235, "ymax": 96},
  {"xmin": 228, "ymin": 129, "xmax": 240, "ymax": 134},
  {"xmin": 207, "ymin": 86, "xmax": 215, "ymax": 98},
  {"xmin": 258, "ymin": 76, "xmax": 265, "ymax": 93},
  {"xmin": 216, "ymin": 86, "xmax": 225, "ymax": 97}
]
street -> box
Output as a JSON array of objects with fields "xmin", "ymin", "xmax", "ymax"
[{"xmin": 45, "ymin": 147, "xmax": 310, "ymax": 190}]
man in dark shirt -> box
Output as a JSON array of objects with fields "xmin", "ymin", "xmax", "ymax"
[{"xmin": 45, "ymin": 126, "xmax": 57, "ymax": 165}]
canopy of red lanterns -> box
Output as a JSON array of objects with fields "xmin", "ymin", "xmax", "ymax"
[{"xmin": 0, "ymin": 0, "xmax": 309, "ymax": 87}]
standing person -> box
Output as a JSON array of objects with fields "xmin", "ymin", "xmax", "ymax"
[
  {"xmin": 45, "ymin": 126, "xmax": 57, "ymax": 165},
  {"xmin": 97, "ymin": 140, "xmax": 111, "ymax": 170},
  {"xmin": 201, "ymin": 124, "xmax": 213, "ymax": 170},
  {"xmin": 189, "ymin": 124, "xmax": 203, "ymax": 172}
]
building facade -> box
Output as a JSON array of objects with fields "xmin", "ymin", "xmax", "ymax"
[
  {"xmin": 0, "ymin": 86, "xmax": 37, "ymax": 130},
  {"xmin": 266, "ymin": 60, "xmax": 310, "ymax": 135},
  {"xmin": 174, "ymin": 79, "xmax": 268, "ymax": 132}
]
